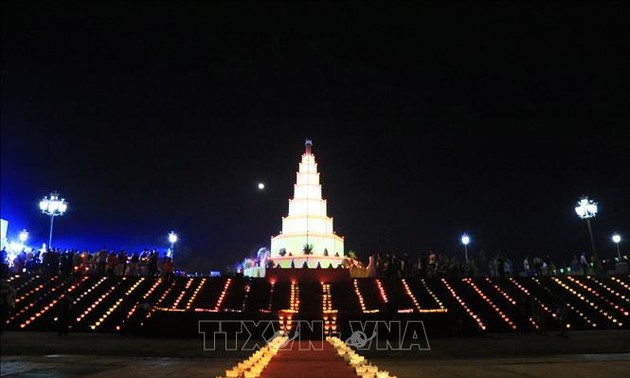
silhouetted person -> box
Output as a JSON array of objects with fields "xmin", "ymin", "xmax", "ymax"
[
  {"xmin": 496, "ymin": 256, "xmax": 505, "ymax": 277},
  {"xmin": 57, "ymin": 291, "xmax": 73, "ymax": 336},
  {"xmin": 580, "ymin": 252, "xmax": 589, "ymax": 275},
  {"xmin": 1, "ymin": 264, "xmax": 16, "ymax": 334},
  {"xmin": 556, "ymin": 302, "xmax": 569, "ymax": 337}
]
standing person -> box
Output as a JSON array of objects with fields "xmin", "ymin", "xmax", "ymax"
[
  {"xmin": 580, "ymin": 252, "xmax": 589, "ymax": 275},
  {"xmin": 57, "ymin": 290, "xmax": 73, "ymax": 336},
  {"xmin": 59, "ymin": 252, "xmax": 72, "ymax": 277},
  {"xmin": 366, "ymin": 254, "xmax": 377, "ymax": 278},
  {"xmin": 523, "ymin": 257, "xmax": 531, "ymax": 276},
  {"xmin": 117, "ymin": 250, "xmax": 127, "ymax": 276},
  {"xmin": 72, "ymin": 251, "xmax": 81, "ymax": 276},
  {"xmin": 556, "ymin": 302, "xmax": 569, "ymax": 337},
  {"xmin": 128, "ymin": 252, "xmax": 139, "ymax": 276},
  {"xmin": 1, "ymin": 264, "xmax": 17, "ymax": 335},
  {"xmin": 106, "ymin": 250, "xmax": 117, "ymax": 276},
  {"xmin": 162, "ymin": 257, "xmax": 174, "ymax": 283},
  {"xmin": 402, "ymin": 253, "xmax": 410, "ymax": 278},
  {"xmin": 142, "ymin": 250, "xmax": 151, "ymax": 276},
  {"xmin": 532, "ymin": 256, "xmax": 543, "ymax": 276},
  {"xmin": 496, "ymin": 255, "xmax": 505, "ymax": 277},
  {"xmin": 505, "ymin": 258, "xmax": 513, "ymax": 277},
  {"xmin": 417, "ymin": 256, "xmax": 425, "ymax": 278},
  {"xmin": 531, "ymin": 301, "xmax": 546, "ymax": 335},
  {"xmin": 96, "ymin": 248, "xmax": 108, "ymax": 276},
  {"xmin": 427, "ymin": 250, "xmax": 437, "ymax": 277},
  {"xmin": 148, "ymin": 251, "xmax": 159, "ymax": 277},
  {"xmin": 488, "ymin": 257, "xmax": 497, "ymax": 277}
]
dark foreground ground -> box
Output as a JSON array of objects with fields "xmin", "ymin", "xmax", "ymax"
[{"xmin": 1, "ymin": 331, "xmax": 629, "ymax": 377}]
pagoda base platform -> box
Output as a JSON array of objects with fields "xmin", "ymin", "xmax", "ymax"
[
  {"xmin": 265, "ymin": 267, "xmax": 350, "ymax": 282},
  {"xmin": 244, "ymin": 256, "xmax": 347, "ymax": 279},
  {"xmin": 243, "ymin": 267, "xmax": 351, "ymax": 282}
]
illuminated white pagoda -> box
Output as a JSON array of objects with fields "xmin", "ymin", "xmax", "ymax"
[{"xmin": 270, "ymin": 139, "xmax": 345, "ymax": 268}]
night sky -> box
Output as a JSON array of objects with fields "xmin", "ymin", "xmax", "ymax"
[{"xmin": 1, "ymin": 2, "xmax": 628, "ymax": 271}]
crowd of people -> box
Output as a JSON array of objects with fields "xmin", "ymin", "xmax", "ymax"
[
  {"xmin": 0, "ymin": 247, "xmax": 175, "ymax": 279},
  {"xmin": 363, "ymin": 249, "xmax": 611, "ymax": 278}
]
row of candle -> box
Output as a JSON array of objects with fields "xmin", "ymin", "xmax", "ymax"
[
  {"xmin": 214, "ymin": 278, "xmax": 232, "ymax": 311},
  {"xmin": 401, "ymin": 279, "xmax": 421, "ymax": 312},
  {"xmin": 321, "ymin": 283, "xmax": 334, "ymax": 312},
  {"xmin": 14, "ymin": 279, "xmax": 68, "ymax": 327},
  {"xmin": 589, "ymin": 277, "xmax": 629, "ymax": 303},
  {"xmin": 375, "ymin": 279, "xmax": 389, "ymax": 304},
  {"xmin": 508, "ymin": 278, "xmax": 554, "ymax": 317},
  {"xmin": 485, "ymin": 278, "xmax": 516, "ymax": 305},
  {"xmin": 15, "ymin": 276, "xmax": 58, "ymax": 304},
  {"xmin": 533, "ymin": 278, "xmax": 595, "ymax": 327},
  {"xmin": 464, "ymin": 279, "xmax": 516, "ymax": 330},
  {"xmin": 186, "ymin": 278, "xmax": 206, "ymax": 309},
  {"xmin": 566, "ymin": 276, "xmax": 628, "ymax": 316},
  {"xmin": 169, "ymin": 279, "xmax": 195, "ymax": 309},
  {"xmin": 274, "ymin": 282, "xmax": 299, "ymax": 332},
  {"xmin": 552, "ymin": 277, "xmax": 623, "ymax": 326},
  {"xmin": 20, "ymin": 276, "xmax": 89, "ymax": 329},
  {"xmin": 420, "ymin": 279, "xmax": 447, "ymax": 311},
  {"xmin": 288, "ymin": 281, "xmax": 300, "ymax": 312},
  {"xmin": 610, "ymin": 277, "xmax": 630, "ymax": 292},
  {"xmin": 327, "ymin": 336, "xmax": 397, "ymax": 378},
  {"xmin": 241, "ymin": 282, "xmax": 251, "ymax": 311},
  {"xmin": 90, "ymin": 278, "xmax": 145, "ymax": 330},
  {"xmin": 220, "ymin": 335, "xmax": 288, "ymax": 378},
  {"xmin": 12, "ymin": 276, "xmax": 39, "ymax": 301},
  {"xmin": 266, "ymin": 281, "xmax": 275, "ymax": 312},
  {"xmin": 146, "ymin": 280, "xmax": 177, "ymax": 318},
  {"xmin": 172, "ymin": 290, "xmax": 187, "ymax": 309},
  {"xmin": 278, "ymin": 313, "xmax": 294, "ymax": 332},
  {"xmin": 402, "ymin": 279, "xmax": 448, "ymax": 313},
  {"xmin": 441, "ymin": 278, "xmax": 486, "ymax": 330},
  {"xmin": 322, "ymin": 283, "xmax": 338, "ymax": 334},
  {"xmin": 73, "ymin": 277, "xmax": 108, "ymax": 305},
  {"xmin": 9, "ymin": 277, "xmax": 63, "ymax": 323},
  {"xmin": 123, "ymin": 278, "xmax": 162, "ymax": 323},
  {"xmin": 76, "ymin": 282, "xmax": 122, "ymax": 323},
  {"xmin": 353, "ymin": 279, "xmax": 379, "ymax": 313}
]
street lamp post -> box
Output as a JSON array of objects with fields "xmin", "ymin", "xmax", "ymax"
[
  {"xmin": 612, "ymin": 233, "xmax": 621, "ymax": 261},
  {"xmin": 168, "ymin": 231, "xmax": 178, "ymax": 263},
  {"xmin": 461, "ymin": 233, "xmax": 470, "ymax": 263},
  {"xmin": 39, "ymin": 192, "xmax": 68, "ymax": 249},
  {"xmin": 574, "ymin": 196, "xmax": 603, "ymax": 274}
]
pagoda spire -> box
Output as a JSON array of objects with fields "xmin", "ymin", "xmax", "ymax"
[
  {"xmin": 305, "ymin": 138, "xmax": 313, "ymax": 155},
  {"xmin": 268, "ymin": 140, "xmax": 345, "ymax": 269}
]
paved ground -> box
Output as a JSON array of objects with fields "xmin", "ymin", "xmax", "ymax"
[{"xmin": 1, "ymin": 331, "xmax": 629, "ymax": 377}]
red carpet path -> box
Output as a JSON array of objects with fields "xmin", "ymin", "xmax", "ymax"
[{"xmin": 261, "ymin": 340, "xmax": 357, "ymax": 378}]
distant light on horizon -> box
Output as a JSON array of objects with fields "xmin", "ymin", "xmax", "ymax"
[{"xmin": 258, "ymin": 182, "xmax": 265, "ymax": 190}]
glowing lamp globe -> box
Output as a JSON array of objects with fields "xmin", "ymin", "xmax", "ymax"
[
  {"xmin": 168, "ymin": 231, "xmax": 178, "ymax": 244},
  {"xmin": 461, "ymin": 234, "xmax": 470, "ymax": 246},
  {"xmin": 258, "ymin": 182, "xmax": 265, "ymax": 190},
  {"xmin": 19, "ymin": 229, "xmax": 29, "ymax": 243},
  {"xmin": 39, "ymin": 192, "xmax": 68, "ymax": 216},
  {"xmin": 575, "ymin": 197, "xmax": 597, "ymax": 219},
  {"xmin": 613, "ymin": 234, "xmax": 621, "ymax": 244}
]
